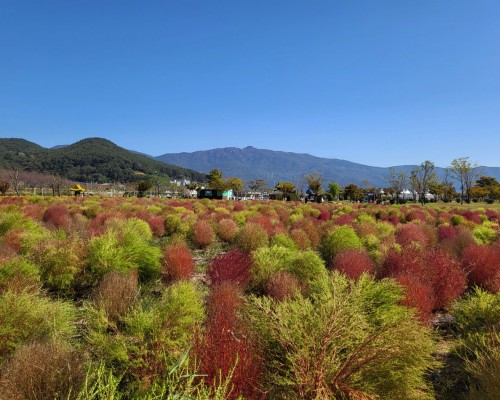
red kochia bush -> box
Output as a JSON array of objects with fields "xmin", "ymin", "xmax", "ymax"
[
  {"xmin": 318, "ymin": 208, "xmax": 331, "ymax": 222},
  {"xmin": 162, "ymin": 241, "xmax": 195, "ymax": 282},
  {"xmin": 266, "ymin": 271, "xmax": 302, "ymax": 301},
  {"xmin": 42, "ymin": 205, "xmax": 70, "ymax": 229},
  {"xmin": 396, "ymin": 274, "xmax": 436, "ymax": 323},
  {"xmin": 462, "ymin": 244, "xmax": 500, "ymax": 293},
  {"xmin": 331, "ymin": 249, "xmax": 375, "ymax": 279},
  {"xmin": 195, "ymin": 282, "xmax": 262, "ymax": 399},
  {"xmin": 438, "ymin": 225, "xmax": 458, "ymax": 241},
  {"xmin": 426, "ymin": 250, "xmax": 466, "ymax": 308},
  {"xmin": 147, "ymin": 216, "xmax": 165, "ymax": 237},
  {"xmin": 395, "ymin": 224, "xmax": 428, "ymax": 247},
  {"xmin": 207, "ymin": 249, "xmax": 252, "ymax": 288},
  {"xmin": 191, "ymin": 220, "xmax": 215, "ymax": 248}
]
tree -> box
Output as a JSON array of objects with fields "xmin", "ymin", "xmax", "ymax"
[
  {"xmin": 247, "ymin": 179, "xmax": 267, "ymax": 192},
  {"xmin": 226, "ymin": 177, "xmax": 244, "ymax": 196},
  {"xmin": 135, "ymin": 180, "xmax": 152, "ymax": 197},
  {"xmin": 472, "ymin": 176, "xmax": 500, "ymax": 200},
  {"xmin": 0, "ymin": 181, "xmax": 9, "ymax": 195},
  {"xmin": 386, "ymin": 168, "xmax": 408, "ymax": 204},
  {"xmin": 327, "ymin": 182, "xmax": 341, "ymax": 201},
  {"xmin": 305, "ymin": 173, "xmax": 324, "ymax": 200},
  {"xmin": 450, "ymin": 157, "xmax": 482, "ymax": 204},
  {"xmin": 151, "ymin": 175, "xmax": 172, "ymax": 197},
  {"xmin": 275, "ymin": 182, "xmax": 296, "ymax": 200},
  {"xmin": 343, "ymin": 184, "xmax": 363, "ymax": 202},
  {"xmin": 409, "ymin": 161, "xmax": 438, "ymax": 205},
  {"xmin": 206, "ymin": 169, "xmax": 226, "ymax": 190}
]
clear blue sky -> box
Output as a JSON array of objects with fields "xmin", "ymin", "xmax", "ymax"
[{"xmin": 1, "ymin": 0, "xmax": 499, "ymax": 167}]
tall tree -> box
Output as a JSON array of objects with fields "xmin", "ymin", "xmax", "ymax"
[
  {"xmin": 305, "ymin": 172, "xmax": 324, "ymax": 200},
  {"xmin": 409, "ymin": 161, "xmax": 438, "ymax": 205},
  {"xmin": 247, "ymin": 179, "xmax": 267, "ymax": 192},
  {"xmin": 276, "ymin": 182, "xmax": 296, "ymax": 200},
  {"xmin": 386, "ymin": 168, "xmax": 407, "ymax": 204},
  {"xmin": 450, "ymin": 157, "xmax": 482, "ymax": 204},
  {"xmin": 226, "ymin": 177, "xmax": 244, "ymax": 195},
  {"xmin": 206, "ymin": 169, "xmax": 226, "ymax": 190},
  {"xmin": 344, "ymin": 183, "xmax": 363, "ymax": 202},
  {"xmin": 327, "ymin": 182, "xmax": 341, "ymax": 201}
]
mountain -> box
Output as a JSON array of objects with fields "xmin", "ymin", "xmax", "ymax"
[
  {"xmin": 156, "ymin": 146, "xmax": 500, "ymax": 188},
  {"xmin": 0, "ymin": 138, "xmax": 206, "ymax": 183}
]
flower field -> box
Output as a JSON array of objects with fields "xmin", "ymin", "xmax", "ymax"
[{"xmin": 0, "ymin": 196, "xmax": 498, "ymax": 399}]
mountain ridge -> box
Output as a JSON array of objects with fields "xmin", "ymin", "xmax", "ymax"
[{"xmin": 156, "ymin": 146, "xmax": 500, "ymax": 187}]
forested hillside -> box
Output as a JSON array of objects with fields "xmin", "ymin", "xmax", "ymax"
[{"xmin": 0, "ymin": 138, "xmax": 205, "ymax": 183}]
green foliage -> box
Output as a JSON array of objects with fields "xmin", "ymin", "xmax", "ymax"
[
  {"xmin": 245, "ymin": 271, "xmax": 436, "ymax": 399},
  {"xmin": 451, "ymin": 287, "xmax": 500, "ymax": 354},
  {"xmin": 88, "ymin": 218, "xmax": 162, "ymax": 282},
  {"xmin": 472, "ymin": 225, "xmax": 497, "ymax": 245},
  {"xmin": 451, "ymin": 288, "xmax": 500, "ymax": 400},
  {"xmin": 320, "ymin": 225, "xmax": 362, "ymax": 265},
  {"xmin": 286, "ymin": 250, "xmax": 327, "ymax": 288},
  {"xmin": 0, "ymin": 257, "xmax": 40, "ymax": 292},
  {"xmin": 270, "ymin": 233, "xmax": 297, "ymax": 250},
  {"xmin": 0, "ymin": 290, "xmax": 77, "ymax": 364},
  {"xmin": 251, "ymin": 246, "xmax": 297, "ymax": 292},
  {"xmin": 234, "ymin": 222, "xmax": 269, "ymax": 252},
  {"xmin": 26, "ymin": 234, "xmax": 85, "ymax": 291}
]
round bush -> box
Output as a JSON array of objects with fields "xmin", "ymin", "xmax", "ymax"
[
  {"xmin": 331, "ymin": 249, "xmax": 375, "ymax": 279},
  {"xmin": 320, "ymin": 225, "xmax": 362, "ymax": 265},
  {"xmin": 235, "ymin": 222, "xmax": 269, "ymax": 252}
]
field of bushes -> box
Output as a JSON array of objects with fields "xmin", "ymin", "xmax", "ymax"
[{"xmin": 0, "ymin": 196, "xmax": 498, "ymax": 399}]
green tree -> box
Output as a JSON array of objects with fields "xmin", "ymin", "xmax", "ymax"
[
  {"xmin": 343, "ymin": 183, "xmax": 363, "ymax": 202},
  {"xmin": 206, "ymin": 169, "xmax": 226, "ymax": 190},
  {"xmin": 247, "ymin": 179, "xmax": 267, "ymax": 192},
  {"xmin": 304, "ymin": 172, "xmax": 324, "ymax": 200},
  {"xmin": 474, "ymin": 176, "xmax": 500, "ymax": 200},
  {"xmin": 135, "ymin": 180, "xmax": 152, "ymax": 197},
  {"xmin": 450, "ymin": 157, "xmax": 482, "ymax": 204},
  {"xmin": 327, "ymin": 182, "xmax": 341, "ymax": 201},
  {"xmin": 275, "ymin": 182, "xmax": 296, "ymax": 200},
  {"xmin": 225, "ymin": 177, "xmax": 244, "ymax": 195}
]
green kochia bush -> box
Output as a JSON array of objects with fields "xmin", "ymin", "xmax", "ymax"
[
  {"xmin": 85, "ymin": 281, "xmax": 205, "ymax": 394},
  {"xmin": 251, "ymin": 246, "xmax": 327, "ymax": 293},
  {"xmin": 88, "ymin": 218, "xmax": 162, "ymax": 283},
  {"xmin": 0, "ymin": 290, "xmax": 77, "ymax": 365},
  {"xmin": 246, "ymin": 272, "xmax": 436, "ymax": 399},
  {"xmin": 320, "ymin": 225, "xmax": 362, "ymax": 265}
]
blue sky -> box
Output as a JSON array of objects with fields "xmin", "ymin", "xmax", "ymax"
[{"xmin": 1, "ymin": 0, "xmax": 499, "ymax": 167}]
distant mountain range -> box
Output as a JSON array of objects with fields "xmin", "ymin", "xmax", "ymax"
[
  {"xmin": 2, "ymin": 137, "xmax": 499, "ymax": 188},
  {"xmin": 156, "ymin": 146, "xmax": 500, "ymax": 188},
  {"xmin": 0, "ymin": 138, "xmax": 206, "ymax": 183}
]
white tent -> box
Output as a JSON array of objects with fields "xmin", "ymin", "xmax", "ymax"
[{"xmin": 399, "ymin": 189, "xmax": 413, "ymax": 200}]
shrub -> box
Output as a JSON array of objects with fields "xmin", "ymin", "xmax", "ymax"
[
  {"xmin": 164, "ymin": 214, "xmax": 182, "ymax": 236},
  {"xmin": 26, "ymin": 235, "xmax": 85, "ymax": 292},
  {"xmin": 395, "ymin": 274, "xmax": 436, "ymax": 323},
  {"xmin": 462, "ymin": 244, "xmax": 500, "ymax": 293},
  {"xmin": 148, "ymin": 215, "xmax": 166, "ymax": 237},
  {"xmin": 217, "ymin": 218, "xmax": 239, "ymax": 242},
  {"xmin": 0, "ymin": 290, "xmax": 76, "ymax": 363},
  {"xmin": 266, "ymin": 271, "xmax": 302, "ymax": 301},
  {"xmin": 195, "ymin": 282, "xmax": 262, "ymax": 399},
  {"xmin": 473, "ymin": 225, "xmax": 497, "ymax": 245},
  {"xmin": 163, "ymin": 241, "xmax": 195, "ymax": 282},
  {"xmin": 42, "ymin": 204, "xmax": 71, "ymax": 229},
  {"xmin": 191, "ymin": 220, "xmax": 215, "ymax": 248},
  {"xmin": 331, "ymin": 249, "xmax": 375, "ymax": 279},
  {"xmin": 290, "ymin": 228, "xmax": 311, "ymax": 250},
  {"xmin": 438, "ymin": 224, "xmax": 458, "ymax": 241},
  {"xmin": 395, "ymin": 223, "xmax": 428, "ymax": 247},
  {"xmin": 286, "ymin": 250, "xmax": 327, "ymax": 287},
  {"xmin": 0, "ymin": 340, "xmax": 85, "ymax": 400},
  {"xmin": 0, "ymin": 258, "xmax": 40, "ymax": 293},
  {"xmin": 234, "ymin": 222, "xmax": 268, "ymax": 252},
  {"xmin": 427, "ymin": 250, "xmax": 466, "ymax": 309},
  {"xmin": 251, "ymin": 246, "xmax": 296, "ymax": 293},
  {"xmin": 88, "ymin": 218, "xmax": 162, "ymax": 283},
  {"xmin": 291, "ymin": 218, "xmax": 321, "ymax": 249},
  {"xmin": 207, "ymin": 249, "xmax": 253, "ymax": 289},
  {"xmin": 320, "ymin": 225, "xmax": 362, "ymax": 265},
  {"xmin": 246, "ymin": 272, "xmax": 435, "ymax": 399},
  {"xmin": 93, "ymin": 270, "xmax": 139, "ymax": 322}
]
